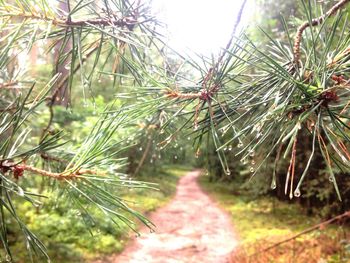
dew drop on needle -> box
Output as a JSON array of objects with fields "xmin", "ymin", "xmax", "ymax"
[
  {"xmin": 294, "ymin": 188, "xmax": 301, "ymax": 197},
  {"xmin": 271, "ymin": 180, "xmax": 276, "ymax": 190}
]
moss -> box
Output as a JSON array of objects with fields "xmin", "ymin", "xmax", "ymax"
[{"xmin": 198, "ymin": 175, "xmax": 349, "ymax": 261}]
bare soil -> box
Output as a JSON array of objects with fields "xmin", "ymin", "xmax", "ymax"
[{"xmin": 102, "ymin": 170, "xmax": 237, "ymax": 263}]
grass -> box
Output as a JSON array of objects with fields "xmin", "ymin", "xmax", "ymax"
[
  {"xmin": 198, "ymin": 175, "xmax": 350, "ymax": 263},
  {"xmin": 11, "ymin": 165, "xmax": 191, "ymax": 263}
]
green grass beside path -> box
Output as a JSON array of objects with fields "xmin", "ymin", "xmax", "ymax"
[
  {"xmin": 198, "ymin": 174, "xmax": 350, "ymax": 263},
  {"xmin": 13, "ymin": 165, "xmax": 191, "ymax": 263}
]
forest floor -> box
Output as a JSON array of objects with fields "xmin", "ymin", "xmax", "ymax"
[
  {"xmin": 199, "ymin": 175, "xmax": 350, "ymax": 263},
  {"xmin": 97, "ymin": 170, "xmax": 237, "ymax": 263}
]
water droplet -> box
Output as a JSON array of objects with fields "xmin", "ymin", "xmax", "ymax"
[
  {"xmin": 340, "ymin": 155, "xmax": 347, "ymax": 163},
  {"xmin": 98, "ymin": 78, "xmax": 102, "ymax": 83},
  {"xmin": 139, "ymin": 147, "xmax": 143, "ymax": 151},
  {"xmin": 5, "ymin": 254, "xmax": 11, "ymax": 262},
  {"xmin": 158, "ymin": 155, "xmax": 161, "ymax": 159},
  {"xmin": 249, "ymin": 167, "xmax": 255, "ymax": 173},
  {"xmin": 195, "ymin": 150, "xmax": 200, "ymax": 158},
  {"xmin": 17, "ymin": 187, "xmax": 24, "ymax": 197},
  {"xmin": 329, "ymin": 176, "xmax": 334, "ymax": 182},
  {"xmin": 187, "ymin": 137, "xmax": 191, "ymax": 141},
  {"xmin": 294, "ymin": 188, "xmax": 301, "ymax": 197},
  {"xmin": 289, "ymin": 192, "xmax": 293, "ymax": 199},
  {"xmin": 249, "ymin": 150, "xmax": 255, "ymax": 157},
  {"xmin": 228, "ymin": 146, "xmax": 232, "ymax": 151},
  {"xmin": 237, "ymin": 142, "xmax": 243, "ymax": 148},
  {"xmin": 271, "ymin": 180, "xmax": 276, "ymax": 190},
  {"xmin": 174, "ymin": 155, "xmax": 178, "ymax": 159},
  {"xmin": 226, "ymin": 169, "xmax": 231, "ymax": 176},
  {"xmin": 251, "ymin": 160, "xmax": 255, "ymax": 165}
]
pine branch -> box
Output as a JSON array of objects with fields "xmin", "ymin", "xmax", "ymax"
[
  {"xmin": 21, "ymin": 164, "xmax": 96, "ymax": 179},
  {"xmin": 293, "ymin": 0, "xmax": 350, "ymax": 64},
  {"xmin": 2, "ymin": 10, "xmax": 140, "ymax": 29},
  {"xmin": 1, "ymin": 161, "xmax": 97, "ymax": 180},
  {"xmin": 162, "ymin": 0, "xmax": 247, "ymax": 101},
  {"xmin": 0, "ymin": 81, "xmax": 19, "ymax": 89}
]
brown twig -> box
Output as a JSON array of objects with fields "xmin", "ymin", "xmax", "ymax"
[
  {"xmin": 165, "ymin": 90, "xmax": 201, "ymax": 100},
  {"xmin": 293, "ymin": 0, "xmax": 350, "ymax": 64},
  {"xmin": 248, "ymin": 210, "xmax": 350, "ymax": 257},
  {"xmin": 20, "ymin": 164, "xmax": 96, "ymax": 179},
  {"xmin": 133, "ymin": 137, "xmax": 152, "ymax": 176},
  {"xmin": 0, "ymin": 81, "xmax": 19, "ymax": 89},
  {"xmin": 285, "ymin": 133, "xmax": 298, "ymax": 196},
  {"xmin": 0, "ymin": 161, "xmax": 96, "ymax": 180},
  {"xmin": 289, "ymin": 137, "xmax": 297, "ymax": 199},
  {"xmin": 3, "ymin": 11, "xmax": 139, "ymax": 29}
]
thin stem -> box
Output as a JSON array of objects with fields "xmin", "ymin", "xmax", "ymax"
[
  {"xmin": 2, "ymin": 11, "xmax": 139, "ymax": 29},
  {"xmin": 293, "ymin": 0, "xmax": 350, "ymax": 64},
  {"xmin": 248, "ymin": 210, "xmax": 350, "ymax": 257},
  {"xmin": 20, "ymin": 164, "xmax": 96, "ymax": 179},
  {"xmin": 0, "ymin": 81, "xmax": 19, "ymax": 89}
]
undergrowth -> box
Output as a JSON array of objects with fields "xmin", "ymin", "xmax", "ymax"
[
  {"xmin": 199, "ymin": 175, "xmax": 350, "ymax": 263},
  {"xmin": 11, "ymin": 165, "xmax": 190, "ymax": 263}
]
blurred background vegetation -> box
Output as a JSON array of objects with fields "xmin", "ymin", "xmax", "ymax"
[{"xmin": 0, "ymin": 0, "xmax": 349, "ymax": 262}]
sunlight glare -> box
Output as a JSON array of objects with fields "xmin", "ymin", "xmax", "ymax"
[{"xmin": 152, "ymin": 0, "xmax": 256, "ymax": 55}]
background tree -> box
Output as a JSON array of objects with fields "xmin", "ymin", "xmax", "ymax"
[{"xmin": 1, "ymin": 0, "xmax": 350, "ymax": 262}]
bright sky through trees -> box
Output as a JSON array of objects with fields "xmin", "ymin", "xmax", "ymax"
[{"xmin": 152, "ymin": 0, "xmax": 256, "ymax": 55}]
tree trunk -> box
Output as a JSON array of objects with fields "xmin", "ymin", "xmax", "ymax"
[{"xmin": 52, "ymin": 0, "xmax": 71, "ymax": 106}]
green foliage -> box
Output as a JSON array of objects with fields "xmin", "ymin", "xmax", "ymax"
[
  {"xmin": 199, "ymin": 174, "xmax": 350, "ymax": 262},
  {"xmin": 0, "ymin": 0, "xmax": 164, "ymax": 260},
  {"xmin": 1, "ymin": 0, "xmax": 350, "ymax": 261},
  {"xmin": 9, "ymin": 166, "xmax": 189, "ymax": 262}
]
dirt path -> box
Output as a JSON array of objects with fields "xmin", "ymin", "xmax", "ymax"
[{"xmin": 108, "ymin": 170, "xmax": 237, "ymax": 263}]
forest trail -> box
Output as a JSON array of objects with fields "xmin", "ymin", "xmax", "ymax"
[{"xmin": 108, "ymin": 170, "xmax": 237, "ymax": 263}]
